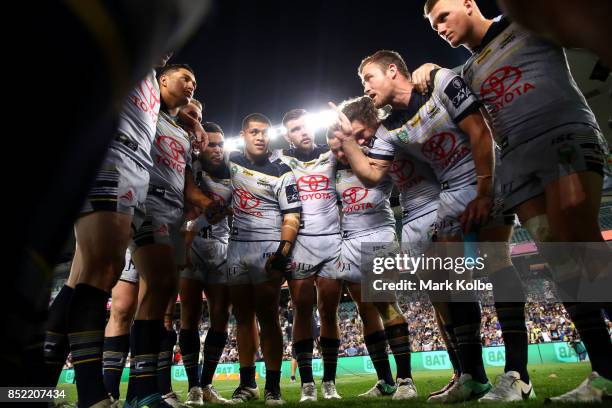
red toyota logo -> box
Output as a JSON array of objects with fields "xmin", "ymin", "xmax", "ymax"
[
  {"xmin": 297, "ymin": 175, "xmax": 329, "ymax": 192},
  {"xmin": 156, "ymin": 135, "xmax": 186, "ymax": 164},
  {"xmin": 422, "ymin": 132, "xmax": 456, "ymax": 161},
  {"xmin": 209, "ymin": 191, "xmax": 226, "ymax": 206},
  {"xmin": 233, "ymin": 188, "xmax": 260, "ymax": 210},
  {"xmin": 137, "ymin": 78, "xmax": 161, "ymax": 111},
  {"xmin": 480, "ymin": 66, "xmax": 522, "ymax": 102},
  {"xmin": 342, "ymin": 187, "xmax": 368, "ymax": 204},
  {"xmin": 389, "ymin": 159, "xmax": 415, "ymax": 183}
]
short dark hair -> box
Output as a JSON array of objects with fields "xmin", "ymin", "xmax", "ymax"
[
  {"xmin": 282, "ymin": 109, "xmax": 307, "ymax": 127},
  {"xmin": 358, "ymin": 50, "xmax": 411, "ymax": 80},
  {"xmin": 203, "ymin": 121, "xmax": 224, "ymax": 134},
  {"xmin": 338, "ymin": 96, "xmax": 384, "ymax": 128},
  {"xmin": 190, "ymin": 98, "xmax": 203, "ymax": 111},
  {"xmin": 242, "ymin": 113, "xmax": 272, "ymax": 130},
  {"xmin": 158, "ymin": 63, "xmax": 195, "ymax": 78}
]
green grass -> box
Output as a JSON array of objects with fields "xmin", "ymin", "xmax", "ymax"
[{"xmin": 57, "ymin": 362, "xmax": 593, "ymax": 407}]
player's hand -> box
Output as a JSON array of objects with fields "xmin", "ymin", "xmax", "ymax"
[
  {"xmin": 265, "ymin": 253, "xmax": 289, "ymax": 281},
  {"xmin": 204, "ymin": 201, "xmax": 225, "ymax": 224},
  {"xmin": 412, "ymin": 63, "xmax": 440, "ymax": 95},
  {"xmin": 184, "ymin": 203, "xmax": 202, "ymax": 221},
  {"xmin": 460, "ymin": 195, "xmax": 493, "ymax": 234},
  {"xmin": 328, "ymin": 102, "xmax": 354, "ymax": 142}
]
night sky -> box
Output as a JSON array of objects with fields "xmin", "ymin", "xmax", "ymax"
[{"xmin": 175, "ymin": 0, "xmax": 502, "ymax": 136}]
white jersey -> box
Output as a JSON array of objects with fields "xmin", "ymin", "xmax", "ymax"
[
  {"xmin": 148, "ymin": 111, "xmax": 192, "ymax": 208},
  {"xmin": 113, "ymin": 69, "xmax": 161, "ymax": 169},
  {"xmin": 368, "ymin": 68, "xmax": 481, "ymax": 187},
  {"xmin": 193, "ymin": 161, "xmax": 232, "ymax": 245},
  {"xmin": 389, "ymin": 152, "xmax": 440, "ymax": 223},
  {"xmin": 276, "ymin": 146, "xmax": 341, "ymax": 236},
  {"xmin": 336, "ymin": 162, "xmax": 395, "ymax": 238},
  {"xmin": 227, "ymin": 151, "xmax": 301, "ymax": 242},
  {"xmin": 462, "ymin": 15, "xmax": 600, "ymax": 156}
]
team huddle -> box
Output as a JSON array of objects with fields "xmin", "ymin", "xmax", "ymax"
[{"xmin": 44, "ymin": 1, "xmax": 611, "ymax": 407}]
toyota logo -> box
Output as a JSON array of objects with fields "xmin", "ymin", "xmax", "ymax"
[
  {"xmin": 342, "ymin": 187, "xmax": 368, "ymax": 204},
  {"xmin": 480, "ymin": 66, "xmax": 522, "ymax": 101},
  {"xmin": 208, "ymin": 191, "xmax": 226, "ymax": 206},
  {"xmin": 422, "ymin": 132, "xmax": 456, "ymax": 161},
  {"xmin": 389, "ymin": 159, "xmax": 415, "ymax": 183},
  {"xmin": 297, "ymin": 175, "xmax": 329, "ymax": 192},
  {"xmin": 233, "ymin": 188, "xmax": 260, "ymax": 210},
  {"xmin": 156, "ymin": 135, "xmax": 186, "ymax": 164}
]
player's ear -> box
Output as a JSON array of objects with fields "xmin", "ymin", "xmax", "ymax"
[{"xmin": 159, "ymin": 74, "xmax": 168, "ymax": 88}]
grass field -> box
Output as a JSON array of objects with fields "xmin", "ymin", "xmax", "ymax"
[{"xmin": 57, "ymin": 363, "xmax": 593, "ymax": 407}]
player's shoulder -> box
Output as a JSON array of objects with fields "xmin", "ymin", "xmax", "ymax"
[
  {"xmin": 271, "ymin": 158, "xmax": 294, "ymax": 177},
  {"xmin": 228, "ymin": 150, "xmax": 242, "ymax": 164},
  {"xmin": 381, "ymin": 111, "xmax": 411, "ymax": 132},
  {"xmin": 204, "ymin": 162, "xmax": 231, "ymax": 180},
  {"xmin": 432, "ymin": 67, "xmax": 462, "ymax": 92}
]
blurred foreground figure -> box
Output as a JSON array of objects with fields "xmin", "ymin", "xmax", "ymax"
[
  {"xmin": 9, "ymin": 0, "xmax": 211, "ymax": 386},
  {"xmin": 498, "ymin": 0, "xmax": 612, "ymax": 67}
]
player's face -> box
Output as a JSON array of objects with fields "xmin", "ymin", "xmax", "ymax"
[
  {"xmin": 427, "ymin": 0, "xmax": 471, "ymax": 48},
  {"xmin": 328, "ymin": 136, "xmax": 348, "ymax": 165},
  {"xmin": 163, "ymin": 68, "xmax": 197, "ymax": 107},
  {"xmin": 241, "ymin": 121, "xmax": 270, "ymax": 159},
  {"xmin": 350, "ymin": 120, "xmax": 377, "ymax": 146},
  {"xmin": 182, "ymin": 102, "xmax": 202, "ymax": 123},
  {"xmin": 203, "ymin": 132, "xmax": 224, "ymax": 167},
  {"xmin": 360, "ymin": 62, "xmax": 394, "ymax": 108},
  {"xmin": 285, "ymin": 116, "xmax": 314, "ymax": 151}
]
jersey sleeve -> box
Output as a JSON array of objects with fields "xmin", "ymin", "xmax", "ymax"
[
  {"xmin": 434, "ymin": 68, "xmax": 481, "ymax": 124},
  {"xmin": 275, "ymin": 162, "xmax": 302, "ymax": 215},
  {"xmin": 366, "ymin": 125, "xmax": 396, "ymax": 161}
]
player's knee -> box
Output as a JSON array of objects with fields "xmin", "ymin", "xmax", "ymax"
[
  {"xmin": 292, "ymin": 294, "xmax": 313, "ymax": 315},
  {"xmin": 523, "ymin": 214, "xmax": 554, "ymax": 243},
  {"xmin": 232, "ymin": 303, "xmax": 254, "ymax": 324},
  {"xmin": 110, "ymin": 304, "xmax": 135, "ymax": 328},
  {"xmin": 317, "ymin": 305, "xmax": 338, "ymax": 326},
  {"xmin": 210, "ymin": 303, "xmax": 230, "ymax": 327}
]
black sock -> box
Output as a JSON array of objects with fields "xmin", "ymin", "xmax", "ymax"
[
  {"xmin": 384, "ymin": 323, "xmax": 412, "ymax": 379},
  {"xmin": 157, "ymin": 328, "xmax": 177, "ymax": 395},
  {"xmin": 293, "ymin": 338, "xmax": 314, "ymax": 384},
  {"xmin": 103, "ymin": 334, "xmax": 130, "ymax": 400},
  {"xmin": 126, "ymin": 320, "xmax": 163, "ymax": 404},
  {"xmin": 179, "ymin": 329, "xmax": 201, "ymax": 390},
  {"xmin": 564, "ymin": 302, "xmax": 612, "ymax": 379},
  {"xmin": 240, "ymin": 365, "xmax": 257, "ymax": 388},
  {"xmin": 451, "ymin": 302, "xmax": 488, "ymax": 384},
  {"xmin": 495, "ymin": 302, "xmax": 529, "ymax": 382},
  {"xmin": 364, "ymin": 331, "xmax": 394, "ymax": 386},
  {"xmin": 66, "ymin": 284, "xmax": 109, "ymax": 407},
  {"xmin": 201, "ymin": 330, "xmax": 228, "ymax": 386},
  {"xmin": 320, "ymin": 337, "xmax": 340, "ymax": 382},
  {"xmin": 442, "ymin": 323, "xmax": 462, "ymax": 375},
  {"xmin": 44, "ymin": 285, "xmax": 73, "ymax": 387},
  {"xmin": 265, "ymin": 369, "xmax": 281, "ymax": 393}
]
